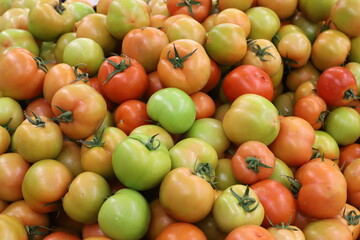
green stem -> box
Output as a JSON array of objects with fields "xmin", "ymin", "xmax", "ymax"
[
  {"xmin": 70, "ymin": 64, "xmax": 89, "ymax": 83},
  {"xmin": 103, "ymin": 55, "xmax": 131, "ymax": 85},
  {"xmin": 343, "ymin": 208, "xmax": 360, "ymax": 226},
  {"xmin": 245, "ymin": 156, "xmax": 272, "ymax": 173},
  {"xmin": 24, "ymin": 111, "xmax": 45, "ymax": 127},
  {"xmin": 129, "ymin": 134, "xmax": 161, "ymax": 151},
  {"xmin": 167, "ymin": 44, "xmax": 197, "ymax": 69},
  {"xmin": 247, "ymin": 40, "xmax": 275, "ymax": 61},
  {"xmin": 50, "ymin": 106, "xmax": 73, "ymax": 123},
  {"xmin": 230, "ymin": 186, "xmax": 259, "ymax": 212}
]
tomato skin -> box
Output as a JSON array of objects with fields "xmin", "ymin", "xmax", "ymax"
[
  {"xmin": 25, "ymin": 98, "xmax": 54, "ymax": 119},
  {"xmin": 0, "ymin": 214, "xmax": 28, "ymax": 240},
  {"xmin": 165, "ymin": 16, "xmax": 206, "ymax": 45},
  {"xmin": 43, "ymin": 231, "xmax": 81, "ymax": 240},
  {"xmin": 302, "ymin": 218, "xmax": 353, "ymax": 240},
  {"xmin": 295, "ymin": 158, "xmax": 347, "ymax": 219},
  {"xmin": 339, "ymin": 143, "xmax": 360, "ymax": 171},
  {"xmin": 317, "ymin": 66, "xmax": 358, "ymax": 107},
  {"xmin": 82, "ymin": 222, "xmax": 107, "ymax": 239},
  {"xmin": 269, "ymin": 116, "xmax": 315, "ymax": 167},
  {"xmin": 331, "ymin": 0, "xmax": 360, "ymax": 37},
  {"xmin": 344, "ymin": 158, "xmax": 360, "ymax": 209},
  {"xmin": 0, "ymin": 96, "xmax": 24, "ymax": 131},
  {"xmin": 159, "ymin": 167, "xmax": 215, "ymax": 223},
  {"xmin": 51, "ymin": 84, "xmax": 107, "ymax": 140},
  {"xmin": 190, "ymin": 92, "xmax": 216, "ymax": 119},
  {"xmin": 0, "ymin": 48, "xmax": 46, "ymax": 100},
  {"xmin": 246, "ymin": 6, "xmax": 280, "ymax": 41},
  {"xmin": 158, "ymin": 39, "xmax": 211, "ymax": 94},
  {"xmin": 214, "ymin": 8, "xmax": 251, "ymax": 38},
  {"xmin": 157, "ymin": 222, "xmax": 207, "ymax": 240},
  {"xmin": 294, "ymin": 94, "xmax": 327, "ymax": 130},
  {"xmin": 225, "ymin": 224, "xmax": 275, "ymax": 240},
  {"xmin": 231, "ymin": 141, "xmax": 275, "ymax": 185},
  {"xmin": 130, "ymin": 124, "xmax": 174, "ymax": 150},
  {"xmin": 251, "ymin": 179, "xmax": 297, "ymax": 228},
  {"xmin": 56, "ymin": 140, "xmax": 83, "ymax": 178},
  {"xmin": 98, "ymin": 55, "xmax": 149, "ymax": 104},
  {"xmin": 285, "ymin": 62, "xmax": 320, "ymax": 92},
  {"xmin": 222, "ymin": 65, "xmax": 274, "ymax": 102},
  {"xmin": 166, "ymin": 0, "xmax": 212, "ymax": 22},
  {"xmin": 298, "ymin": 0, "xmax": 337, "ymax": 22},
  {"xmin": 312, "ymin": 131, "xmax": 340, "ymax": 164}
]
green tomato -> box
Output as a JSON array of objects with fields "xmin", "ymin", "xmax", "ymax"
[
  {"xmin": 112, "ymin": 133, "xmax": 171, "ymax": 191},
  {"xmin": 146, "ymin": 88, "xmax": 196, "ymax": 134},
  {"xmin": 0, "ymin": 97, "xmax": 24, "ymax": 132},
  {"xmin": 348, "ymin": 36, "xmax": 360, "ymax": 64},
  {"xmin": 62, "ymin": 171, "xmax": 111, "ymax": 224},
  {"xmin": 185, "ymin": 118, "xmax": 231, "ymax": 158},
  {"xmin": 106, "ymin": 0, "xmax": 150, "ymax": 40},
  {"xmin": 222, "ymin": 93, "xmax": 280, "ymax": 146},
  {"xmin": 246, "ymin": 6, "xmax": 280, "ymax": 41},
  {"xmin": 269, "ymin": 157, "xmax": 294, "ymax": 190},
  {"xmin": 0, "ymin": 28, "xmax": 39, "ymax": 57},
  {"xmin": 325, "ymin": 106, "xmax": 360, "ymax": 146},
  {"xmin": 54, "ymin": 32, "xmax": 76, "ymax": 63},
  {"xmin": 62, "ymin": 37, "xmax": 104, "ymax": 77},
  {"xmin": 312, "ymin": 130, "xmax": 340, "ymax": 161},
  {"xmin": 213, "ymin": 184, "xmax": 265, "ymax": 233},
  {"xmin": 215, "ymin": 158, "xmax": 239, "ymax": 191},
  {"xmin": 130, "ymin": 124, "xmax": 174, "ymax": 150},
  {"xmin": 98, "ymin": 188, "xmax": 151, "ymax": 240},
  {"xmin": 292, "ymin": 12, "xmax": 322, "ymax": 44},
  {"xmin": 273, "ymin": 91, "xmax": 295, "ymax": 116},
  {"xmin": 298, "ymin": 0, "xmax": 338, "ymax": 22}
]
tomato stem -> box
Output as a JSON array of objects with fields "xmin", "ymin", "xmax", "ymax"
[
  {"xmin": 245, "ymin": 156, "xmax": 272, "ymax": 173},
  {"xmin": 70, "ymin": 64, "xmax": 89, "ymax": 83},
  {"xmin": 266, "ymin": 216, "xmax": 298, "ymax": 231},
  {"xmin": 194, "ymin": 162, "xmax": 218, "ymax": 189},
  {"xmin": 343, "ymin": 89, "xmax": 358, "ymax": 101},
  {"xmin": 1, "ymin": 117, "xmax": 15, "ymax": 133},
  {"xmin": 176, "ymin": 0, "xmax": 201, "ymax": 18},
  {"xmin": 247, "ymin": 40, "xmax": 275, "ymax": 61},
  {"xmin": 167, "ymin": 44, "xmax": 197, "ymax": 69},
  {"xmin": 33, "ymin": 56, "xmax": 48, "ymax": 73},
  {"xmin": 103, "ymin": 55, "xmax": 131, "ymax": 85},
  {"xmin": 79, "ymin": 128, "xmax": 105, "ymax": 148},
  {"xmin": 54, "ymin": 0, "xmax": 66, "ymax": 14},
  {"xmin": 230, "ymin": 186, "xmax": 259, "ymax": 212},
  {"xmin": 24, "ymin": 111, "xmax": 46, "ymax": 127},
  {"xmin": 51, "ymin": 106, "xmax": 73, "ymax": 123},
  {"xmin": 286, "ymin": 176, "xmax": 301, "ymax": 199},
  {"xmin": 26, "ymin": 225, "xmax": 52, "ymax": 240},
  {"xmin": 129, "ymin": 134, "xmax": 161, "ymax": 151},
  {"xmin": 343, "ymin": 208, "xmax": 360, "ymax": 226}
]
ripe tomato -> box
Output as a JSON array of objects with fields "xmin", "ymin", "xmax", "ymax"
[
  {"xmin": 334, "ymin": 203, "xmax": 360, "ymax": 240},
  {"xmin": 43, "ymin": 231, "xmax": 81, "ymax": 240},
  {"xmin": 0, "ymin": 125, "xmax": 10, "ymax": 154},
  {"xmin": 257, "ymin": 0, "xmax": 297, "ymax": 20},
  {"xmin": 231, "ymin": 141, "xmax": 275, "ymax": 185},
  {"xmin": 25, "ymin": 98, "xmax": 54, "ymax": 119},
  {"xmin": 144, "ymin": 71, "xmax": 165, "ymax": 100},
  {"xmin": 166, "ymin": 0, "xmax": 212, "ymax": 22},
  {"xmin": 294, "ymin": 94, "xmax": 327, "ymax": 130},
  {"xmin": 339, "ymin": 143, "xmax": 360, "ymax": 171},
  {"xmin": 317, "ymin": 66, "xmax": 358, "ymax": 107},
  {"xmin": 201, "ymin": 59, "xmax": 221, "ymax": 93},
  {"xmin": 267, "ymin": 225, "xmax": 305, "ymax": 240},
  {"xmin": 222, "ymin": 64, "xmax": 274, "ymax": 102},
  {"xmin": 225, "ymin": 224, "xmax": 275, "ymax": 240},
  {"xmin": 344, "ymin": 158, "xmax": 360, "ymax": 209},
  {"xmin": 190, "ymin": 91, "xmax": 216, "ymax": 119},
  {"xmin": 156, "ymin": 222, "xmax": 206, "ymax": 240},
  {"xmin": 82, "ymin": 222, "xmax": 107, "ymax": 239}
]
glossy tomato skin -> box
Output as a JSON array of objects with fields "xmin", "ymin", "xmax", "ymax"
[
  {"xmin": 339, "ymin": 143, "xmax": 360, "ymax": 171},
  {"xmin": 344, "ymin": 158, "xmax": 360, "ymax": 209},
  {"xmin": 222, "ymin": 65, "xmax": 274, "ymax": 102},
  {"xmin": 294, "ymin": 94, "xmax": 327, "ymax": 130},
  {"xmin": 302, "ymin": 218, "xmax": 353, "ymax": 240},
  {"xmin": 317, "ymin": 66, "xmax": 358, "ymax": 107},
  {"xmin": 0, "ymin": 96, "xmax": 24, "ymax": 131},
  {"xmin": 166, "ymin": 0, "xmax": 212, "ymax": 22},
  {"xmin": 156, "ymin": 222, "xmax": 207, "ymax": 240},
  {"xmin": 251, "ymin": 179, "xmax": 297, "ymax": 228},
  {"xmin": 97, "ymin": 55, "xmax": 149, "ymax": 104},
  {"xmin": 0, "ymin": 48, "xmax": 46, "ymax": 100},
  {"xmin": 225, "ymin": 224, "xmax": 275, "ymax": 240},
  {"xmin": 43, "ymin": 231, "xmax": 81, "ymax": 240},
  {"xmin": 0, "ymin": 214, "xmax": 28, "ymax": 240}
]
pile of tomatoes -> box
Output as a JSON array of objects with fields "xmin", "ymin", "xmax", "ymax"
[{"xmin": 0, "ymin": 0, "xmax": 360, "ymax": 239}]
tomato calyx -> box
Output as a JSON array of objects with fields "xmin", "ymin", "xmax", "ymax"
[
  {"xmin": 24, "ymin": 111, "xmax": 46, "ymax": 127},
  {"xmin": 103, "ymin": 55, "xmax": 131, "ymax": 85},
  {"xmin": 70, "ymin": 64, "xmax": 90, "ymax": 83},
  {"xmin": 317, "ymin": 110, "xmax": 330, "ymax": 127},
  {"xmin": 54, "ymin": 0, "xmax": 66, "ymax": 15},
  {"xmin": 80, "ymin": 129, "xmax": 105, "ymax": 148},
  {"xmin": 248, "ymin": 40, "xmax": 274, "ymax": 61},
  {"xmin": 0, "ymin": 117, "xmax": 15, "ymax": 133},
  {"xmin": 245, "ymin": 156, "xmax": 273, "ymax": 173},
  {"xmin": 286, "ymin": 176, "xmax": 301, "ymax": 199},
  {"xmin": 51, "ymin": 106, "xmax": 73, "ymax": 123},
  {"xmin": 34, "ymin": 56, "xmax": 49, "ymax": 73},
  {"xmin": 267, "ymin": 216, "xmax": 298, "ymax": 231},
  {"xmin": 343, "ymin": 208, "xmax": 360, "ymax": 226},
  {"xmin": 194, "ymin": 162, "xmax": 217, "ymax": 189},
  {"xmin": 26, "ymin": 225, "xmax": 52, "ymax": 240},
  {"xmin": 129, "ymin": 134, "xmax": 161, "ymax": 151},
  {"xmin": 176, "ymin": 0, "xmax": 201, "ymax": 18},
  {"xmin": 167, "ymin": 44, "xmax": 197, "ymax": 69},
  {"xmin": 343, "ymin": 89, "xmax": 360, "ymax": 101},
  {"xmin": 230, "ymin": 186, "xmax": 259, "ymax": 212}
]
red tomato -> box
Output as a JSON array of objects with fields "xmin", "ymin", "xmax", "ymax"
[
  {"xmin": 43, "ymin": 231, "xmax": 81, "ymax": 240},
  {"xmin": 144, "ymin": 71, "xmax": 165, "ymax": 100},
  {"xmin": 294, "ymin": 94, "xmax": 327, "ymax": 130},
  {"xmin": 156, "ymin": 222, "xmax": 207, "ymax": 240},
  {"xmin": 339, "ymin": 143, "xmax": 360, "ymax": 171},
  {"xmin": 222, "ymin": 65, "xmax": 273, "ymax": 102},
  {"xmin": 190, "ymin": 91, "xmax": 216, "ymax": 119},
  {"xmin": 225, "ymin": 225, "xmax": 275, "ymax": 240},
  {"xmin": 166, "ymin": 0, "xmax": 212, "ymax": 22}
]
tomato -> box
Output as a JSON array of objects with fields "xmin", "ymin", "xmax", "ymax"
[
  {"xmin": 213, "ymin": 158, "xmax": 238, "ymax": 191},
  {"xmin": 267, "ymin": 224, "xmax": 305, "ymax": 240},
  {"xmin": 213, "ymin": 184, "xmax": 265, "ymax": 233},
  {"xmin": 146, "ymin": 88, "xmax": 196, "ymax": 134},
  {"xmin": 214, "ymin": 8, "xmax": 251, "ymax": 37},
  {"xmin": 122, "ymin": 27, "xmax": 169, "ymax": 73},
  {"xmin": 0, "ymin": 97, "xmax": 24, "ymax": 132},
  {"xmin": 13, "ymin": 113, "xmax": 63, "ymax": 163},
  {"xmin": 98, "ymin": 188, "xmax": 151, "ymax": 240},
  {"xmin": 82, "ymin": 222, "xmax": 107, "ymax": 239},
  {"xmin": 113, "ymin": 133, "xmax": 171, "ymax": 191},
  {"xmin": 106, "ymin": 0, "xmax": 150, "ymax": 40},
  {"xmin": 0, "ymin": 48, "xmax": 46, "ymax": 100},
  {"xmin": 22, "ymin": 159, "xmax": 73, "ymax": 213},
  {"xmin": 269, "ymin": 116, "xmax": 315, "ymax": 167},
  {"xmin": 291, "ymin": 11, "xmax": 322, "ymax": 44},
  {"xmin": 159, "ymin": 167, "xmax": 215, "ymax": 223},
  {"xmin": 25, "ymin": 98, "xmax": 54, "ymax": 119},
  {"xmin": 0, "ymin": 7, "xmax": 29, "ymax": 31},
  {"xmin": 277, "ymin": 32, "xmax": 311, "ymax": 69},
  {"xmin": 317, "ymin": 66, "xmax": 358, "ymax": 107},
  {"xmin": 165, "ymin": 16, "xmax": 206, "ymax": 45},
  {"xmin": 257, "ymin": 0, "xmax": 297, "ymax": 20},
  {"xmin": 246, "ymin": 6, "xmax": 280, "ymax": 41},
  {"xmin": 75, "ymin": 13, "xmax": 117, "ymax": 56},
  {"xmin": 312, "ymin": 130, "xmax": 340, "ymax": 163},
  {"xmin": 344, "ymin": 158, "xmax": 360, "ymax": 209},
  {"xmin": 157, "ymin": 39, "xmax": 210, "ymax": 94},
  {"xmin": 294, "ymin": 94, "xmax": 327, "ymax": 130},
  {"xmin": 43, "ymin": 231, "xmax": 81, "ymax": 240},
  {"xmin": 63, "ymin": 171, "xmax": 111, "ymax": 224},
  {"xmin": 0, "ymin": 28, "xmax": 39, "ymax": 58},
  {"xmin": 223, "ymin": 94, "xmax": 280, "ymax": 146},
  {"xmin": 217, "ymin": 0, "xmax": 253, "ymax": 12},
  {"xmin": 190, "ymin": 92, "xmax": 216, "ymax": 119},
  {"xmin": 166, "ymin": 0, "xmax": 212, "ymax": 22},
  {"xmin": 96, "ymin": 0, "xmax": 113, "ymax": 14},
  {"xmin": 294, "ymin": 158, "xmax": 347, "ymax": 219},
  {"xmin": 241, "ymin": 39, "xmax": 282, "ymax": 78},
  {"xmin": 293, "ymin": 80, "xmax": 317, "ymax": 103},
  {"xmin": 302, "ymin": 218, "xmax": 353, "ymax": 240},
  {"xmin": 222, "ymin": 64, "xmax": 274, "ymax": 102},
  {"xmin": 201, "ymin": 59, "xmax": 221, "ymax": 93},
  {"xmin": 334, "ymin": 203, "xmax": 360, "ymax": 240},
  {"xmin": 298, "ymin": 0, "xmax": 337, "ymax": 23},
  {"xmin": 339, "ymin": 143, "xmax": 360, "ymax": 171},
  {"xmin": 324, "ymin": 106, "xmax": 360, "ymax": 146},
  {"xmin": 80, "ymin": 126, "xmax": 126, "ymax": 179},
  {"xmin": 251, "ymin": 179, "xmax": 297, "ymax": 228},
  {"xmin": 348, "ymin": 37, "xmax": 360, "ymax": 63},
  {"xmin": 231, "ymin": 141, "xmax": 275, "ymax": 185},
  {"xmin": 204, "ymin": 23, "xmax": 247, "ymax": 66},
  {"xmin": 146, "ymin": 198, "xmax": 177, "ymax": 240},
  {"xmin": 0, "ymin": 125, "xmax": 10, "ymax": 154},
  {"xmin": 269, "ymin": 158, "xmax": 294, "ymax": 190},
  {"xmin": 130, "ymin": 124, "xmax": 175, "ymax": 150},
  {"xmin": 345, "ymin": 62, "xmax": 360, "ymax": 96},
  {"xmin": 0, "ymin": 153, "xmax": 30, "ymax": 202},
  {"xmin": 0, "ymin": 214, "xmax": 28, "ymax": 240},
  {"xmin": 185, "ymin": 118, "xmax": 230, "ymax": 158},
  {"xmin": 156, "ymin": 222, "xmax": 207, "ymax": 240},
  {"xmin": 56, "ymin": 140, "xmax": 83, "ymax": 178},
  {"xmin": 27, "ymin": 0, "xmax": 75, "ymax": 41},
  {"xmin": 97, "ymin": 55, "xmax": 148, "ymax": 104},
  {"xmin": 51, "ymin": 84, "xmax": 107, "ymax": 140},
  {"xmin": 225, "ymin": 225, "xmax": 275, "ymax": 240},
  {"xmin": 331, "ymin": 0, "xmax": 360, "ymax": 37},
  {"xmin": 311, "ymin": 29, "xmax": 351, "ymax": 71},
  {"xmin": 273, "ymin": 91, "xmax": 295, "ymax": 117},
  {"xmin": 285, "ymin": 61, "xmax": 320, "ymax": 92}
]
